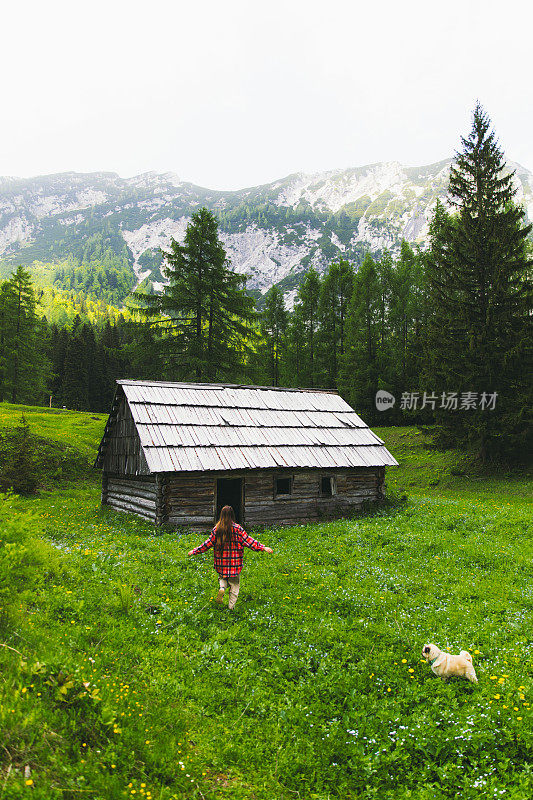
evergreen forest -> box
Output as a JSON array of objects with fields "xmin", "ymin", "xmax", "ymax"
[{"xmin": 1, "ymin": 105, "xmax": 531, "ymax": 464}]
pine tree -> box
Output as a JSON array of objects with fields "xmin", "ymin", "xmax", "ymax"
[
  {"xmin": 135, "ymin": 207, "xmax": 256, "ymax": 381},
  {"xmin": 422, "ymin": 103, "xmax": 533, "ymax": 461}
]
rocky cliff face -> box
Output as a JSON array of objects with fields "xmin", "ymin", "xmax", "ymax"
[{"xmin": 1, "ymin": 159, "xmax": 532, "ymax": 300}]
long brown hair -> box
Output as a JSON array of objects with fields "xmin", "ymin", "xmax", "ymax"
[{"xmin": 214, "ymin": 505, "xmax": 236, "ymax": 551}]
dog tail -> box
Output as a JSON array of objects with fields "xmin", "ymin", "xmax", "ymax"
[{"xmin": 460, "ymin": 650, "xmax": 473, "ymax": 662}]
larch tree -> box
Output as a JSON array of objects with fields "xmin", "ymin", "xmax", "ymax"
[
  {"xmin": 61, "ymin": 322, "xmax": 90, "ymax": 410},
  {"xmin": 318, "ymin": 259, "xmax": 354, "ymax": 388},
  {"xmin": 285, "ymin": 305, "xmax": 306, "ymax": 388},
  {"xmin": 295, "ymin": 268, "xmax": 321, "ymax": 387},
  {"xmin": 341, "ymin": 252, "xmax": 382, "ymax": 420},
  {"xmin": 135, "ymin": 207, "xmax": 256, "ymax": 381},
  {"xmin": 260, "ymin": 285, "xmax": 288, "ymax": 386},
  {"xmin": 388, "ymin": 241, "xmax": 425, "ymax": 392}
]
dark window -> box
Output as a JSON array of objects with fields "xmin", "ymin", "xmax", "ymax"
[
  {"xmin": 275, "ymin": 477, "xmax": 292, "ymax": 497},
  {"xmin": 321, "ymin": 476, "xmax": 333, "ymax": 496}
]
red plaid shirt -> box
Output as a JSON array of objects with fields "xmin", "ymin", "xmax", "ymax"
[{"xmin": 190, "ymin": 523, "xmax": 266, "ymax": 577}]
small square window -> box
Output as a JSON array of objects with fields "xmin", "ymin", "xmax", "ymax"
[
  {"xmin": 275, "ymin": 477, "xmax": 292, "ymax": 497},
  {"xmin": 321, "ymin": 476, "xmax": 334, "ymax": 496}
]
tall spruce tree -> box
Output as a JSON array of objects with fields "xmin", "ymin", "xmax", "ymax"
[
  {"xmin": 422, "ymin": 103, "xmax": 532, "ymax": 461},
  {"xmin": 374, "ymin": 251, "xmax": 394, "ymax": 390},
  {"xmin": 0, "ymin": 281, "xmax": 11, "ymax": 402},
  {"xmin": 0, "ymin": 268, "xmax": 48, "ymax": 403},
  {"xmin": 135, "ymin": 208, "xmax": 256, "ymax": 381},
  {"xmin": 79, "ymin": 323, "xmax": 106, "ymax": 411}
]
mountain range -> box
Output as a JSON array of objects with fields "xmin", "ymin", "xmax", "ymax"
[{"xmin": 1, "ymin": 159, "xmax": 532, "ymax": 306}]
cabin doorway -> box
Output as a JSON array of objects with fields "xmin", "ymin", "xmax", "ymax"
[{"xmin": 215, "ymin": 478, "xmax": 243, "ymax": 524}]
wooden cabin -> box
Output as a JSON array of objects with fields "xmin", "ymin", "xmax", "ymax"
[{"xmin": 95, "ymin": 380, "xmax": 398, "ymax": 529}]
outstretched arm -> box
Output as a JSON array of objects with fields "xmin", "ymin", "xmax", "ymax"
[
  {"xmin": 188, "ymin": 531, "xmax": 216, "ymax": 557},
  {"xmin": 239, "ymin": 528, "xmax": 273, "ymax": 554}
]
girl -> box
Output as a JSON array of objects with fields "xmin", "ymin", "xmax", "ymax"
[{"xmin": 188, "ymin": 505, "xmax": 273, "ymax": 610}]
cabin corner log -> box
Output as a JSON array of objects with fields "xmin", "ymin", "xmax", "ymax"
[
  {"xmin": 376, "ymin": 467, "xmax": 385, "ymax": 500},
  {"xmin": 155, "ymin": 474, "xmax": 167, "ymax": 525}
]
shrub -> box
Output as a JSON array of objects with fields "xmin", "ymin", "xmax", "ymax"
[{"xmin": 0, "ymin": 416, "xmax": 38, "ymax": 494}]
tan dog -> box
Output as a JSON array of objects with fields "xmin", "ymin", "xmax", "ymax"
[{"xmin": 422, "ymin": 644, "xmax": 478, "ymax": 683}]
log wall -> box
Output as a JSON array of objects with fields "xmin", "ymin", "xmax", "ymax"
[
  {"xmin": 101, "ymin": 467, "xmax": 385, "ymax": 529},
  {"xmin": 243, "ymin": 468, "xmax": 380, "ymax": 527},
  {"xmin": 163, "ymin": 467, "xmax": 383, "ymax": 530},
  {"xmin": 164, "ymin": 474, "xmax": 214, "ymax": 529}
]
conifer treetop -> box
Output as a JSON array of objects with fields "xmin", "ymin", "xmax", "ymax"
[{"xmin": 448, "ymin": 102, "xmax": 517, "ymax": 216}]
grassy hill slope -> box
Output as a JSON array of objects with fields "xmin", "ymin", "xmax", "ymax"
[
  {"xmin": 0, "ymin": 403, "xmax": 106, "ymax": 462},
  {"xmin": 1, "ymin": 403, "xmax": 532, "ymax": 797},
  {"xmin": 1, "ymin": 401, "xmax": 529, "ymax": 499}
]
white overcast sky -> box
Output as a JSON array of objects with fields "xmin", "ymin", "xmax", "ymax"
[{"xmin": 2, "ymin": 0, "xmax": 532, "ymax": 189}]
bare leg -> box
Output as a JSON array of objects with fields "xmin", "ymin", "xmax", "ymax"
[{"xmin": 216, "ymin": 576, "xmax": 228, "ymax": 604}]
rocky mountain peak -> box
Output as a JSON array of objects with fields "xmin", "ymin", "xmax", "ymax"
[{"xmin": 1, "ymin": 158, "xmax": 531, "ymax": 304}]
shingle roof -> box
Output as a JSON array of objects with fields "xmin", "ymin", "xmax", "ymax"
[{"xmin": 96, "ymin": 380, "xmax": 398, "ymax": 472}]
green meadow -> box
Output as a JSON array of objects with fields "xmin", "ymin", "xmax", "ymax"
[{"xmin": 1, "ymin": 403, "xmax": 532, "ymax": 799}]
